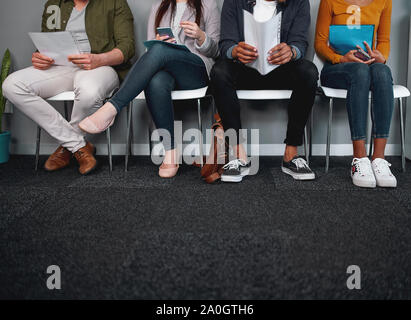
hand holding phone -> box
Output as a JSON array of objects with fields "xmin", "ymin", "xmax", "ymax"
[
  {"xmin": 354, "ymin": 47, "xmax": 371, "ymax": 62},
  {"xmin": 156, "ymin": 27, "xmax": 176, "ymax": 43}
]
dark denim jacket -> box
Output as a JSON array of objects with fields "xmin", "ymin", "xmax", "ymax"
[{"xmin": 219, "ymin": 0, "xmax": 311, "ymax": 59}]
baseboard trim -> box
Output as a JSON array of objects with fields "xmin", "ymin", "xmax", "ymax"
[{"xmin": 11, "ymin": 143, "xmax": 403, "ymax": 157}]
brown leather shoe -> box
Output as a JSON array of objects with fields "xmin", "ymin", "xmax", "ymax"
[
  {"xmin": 44, "ymin": 146, "xmax": 72, "ymax": 171},
  {"xmin": 73, "ymin": 141, "xmax": 97, "ymax": 175}
]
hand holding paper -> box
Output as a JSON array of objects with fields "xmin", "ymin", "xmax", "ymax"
[
  {"xmin": 243, "ymin": 10, "xmax": 282, "ymax": 75},
  {"xmin": 29, "ymin": 31, "xmax": 81, "ymax": 66}
]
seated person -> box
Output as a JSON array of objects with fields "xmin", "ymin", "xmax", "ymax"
[
  {"xmin": 210, "ymin": 0, "xmax": 319, "ymax": 183},
  {"xmin": 315, "ymin": 0, "xmax": 396, "ymax": 188},
  {"xmin": 2, "ymin": 0, "xmax": 135, "ymax": 175},
  {"xmin": 79, "ymin": 0, "xmax": 220, "ymax": 179}
]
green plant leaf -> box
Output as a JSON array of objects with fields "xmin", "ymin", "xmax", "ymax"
[{"xmin": 0, "ymin": 49, "xmax": 12, "ymax": 133}]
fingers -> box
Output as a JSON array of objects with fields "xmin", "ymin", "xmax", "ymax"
[
  {"xmin": 33, "ymin": 63, "xmax": 52, "ymax": 70},
  {"xmin": 364, "ymin": 58, "xmax": 376, "ymax": 65},
  {"xmin": 363, "ymin": 41, "xmax": 373, "ymax": 55},
  {"xmin": 70, "ymin": 58, "xmax": 92, "ymax": 65},
  {"xmin": 269, "ymin": 51, "xmax": 291, "ymax": 64},
  {"xmin": 164, "ymin": 38, "xmax": 176, "ymax": 43},
  {"xmin": 271, "ymin": 42, "xmax": 287, "ymax": 52},
  {"xmin": 67, "ymin": 54, "xmax": 89, "ymax": 61},
  {"xmin": 33, "ymin": 52, "xmax": 54, "ymax": 63},
  {"xmin": 239, "ymin": 42, "xmax": 257, "ymax": 53}
]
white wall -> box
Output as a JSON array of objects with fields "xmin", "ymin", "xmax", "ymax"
[{"xmin": 0, "ymin": 0, "xmax": 410, "ymax": 156}]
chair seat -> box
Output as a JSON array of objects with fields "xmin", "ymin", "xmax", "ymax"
[
  {"xmin": 236, "ymin": 90, "xmax": 293, "ymax": 100},
  {"xmin": 47, "ymin": 91, "xmax": 76, "ymax": 101},
  {"xmin": 136, "ymin": 86, "xmax": 208, "ymax": 101},
  {"xmin": 321, "ymin": 85, "xmax": 410, "ymax": 99}
]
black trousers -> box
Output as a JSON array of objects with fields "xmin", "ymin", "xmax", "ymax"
[{"xmin": 210, "ymin": 58, "xmax": 319, "ymax": 146}]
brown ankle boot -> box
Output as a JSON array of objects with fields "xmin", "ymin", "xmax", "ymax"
[
  {"xmin": 44, "ymin": 146, "xmax": 72, "ymax": 171},
  {"xmin": 74, "ymin": 142, "xmax": 97, "ymax": 175}
]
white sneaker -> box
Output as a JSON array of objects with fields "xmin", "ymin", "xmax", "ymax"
[
  {"xmin": 351, "ymin": 157, "xmax": 376, "ymax": 188},
  {"xmin": 372, "ymin": 158, "xmax": 397, "ymax": 188}
]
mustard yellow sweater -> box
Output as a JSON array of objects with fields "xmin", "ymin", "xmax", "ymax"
[{"xmin": 315, "ymin": 0, "xmax": 392, "ymax": 64}]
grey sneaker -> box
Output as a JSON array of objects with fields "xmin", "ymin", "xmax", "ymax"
[
  {"xmin": 221, "ymin": 159, "xmax": 250, "ymax": 183},
  {"xmin": 281, "ymin": 156, "xmax": 316, "ymax": 181}
]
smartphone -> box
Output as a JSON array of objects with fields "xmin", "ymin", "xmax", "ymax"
[
  {"xmin": 156, "ymin": 27, "xmax": 175, "ymax": 39},
  {"xmin": 354, "ymin": 48, "xmax": 371, "ymax": 62}
]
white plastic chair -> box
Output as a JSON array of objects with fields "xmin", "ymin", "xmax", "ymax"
[
  {"xmin": 125, "ymin": 87, "xmax": 210, "ymax": 171},
  {"xmin": 313, "ymin": 54, "xmax": 410, "ymax": 173},
  {"xmin": 36, "ymin": 91, "xmax": 114, "ymax": 172},
  {"xmin": 236, "ymin": 89, "xmax": 311, "ymax": 164}
]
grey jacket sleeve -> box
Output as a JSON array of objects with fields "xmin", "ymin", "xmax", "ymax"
[
  {"xmin": 194, "ymin": 0, "xmax": 221, "ymax": 59},
  {"xmin": 146, "ymin": 3, "xmax": 160, "ymax": 41}
]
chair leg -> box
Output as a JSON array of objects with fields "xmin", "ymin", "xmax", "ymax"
[
  {"xmin": 325, "ymin": 98, "xmax": 333, "ymax": 174},
  {"xmin": 399, "ymin": 97, "xmax": 406, "ymax": 172},
  {"xmin": 106, "ymin": 127, "xmax": 113, "ymax": 173},
  {"xmin": 125, "ymin": 102, "xmax": 133, "ymax": 172},
  {"xmin": 64, "ymin": 101, "xmax": 69, "ymax": 120},
  {"xmin": 367, "ymin": 98, "xmax": 374, "ymax": 158},
  {"xmin": 304, "ymin": 126, "xmax": 309, "ymax": 166},
  {"xmin": 35, "ymin": 126, "xmax": 41, "ymax": 171},
  {"xmin": 211, "ymin": 96, "xmax": 217, "ymax": 124},
  {"xmin": 197, "ymin": 98, "xmax": 204, "ymax": 167},
  {"xmin": 309, "ymin": 107, "xmax": 314, "ymax": 159}
]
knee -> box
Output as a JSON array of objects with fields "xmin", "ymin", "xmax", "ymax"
[
  {"xmin": 74, "ymin": 85, "xmax": 106, "ymax": 108},
  {"xmin": 296, "ymin": 60, "xmax": 319, "ymax": 86},
  {"xmin": 146, "ymin": 74, "xmax": 173, "ymax": 94},
  {"xmin": 370, "ymin": 63, "xmax": 393, "ymax": 85},
  {"xmin": 351, "ymin": 63, "xmax": 371, "ymax": 83},
  {"xmin": 1, "ymin": 75, "xmax": 14, "ymax": 100},
  {"xmin": 1, "ymin": 73, "xmax": 26, "ymax": 101},
  {"xmin": 210, "ymin": 59, "xmax": 233, "ymax": 87}
]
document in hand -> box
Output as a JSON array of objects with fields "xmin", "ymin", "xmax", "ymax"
[
  {"xmin": 144, "ymin": 40, "xmax": 190, "ymax": 52},
  {"xmin": 243, "ymin": 10, "xmax": 282, "ymax": 76},
  {"xmin": 29, "ymin": 32, "xmax": 81, "ymax": 66}
]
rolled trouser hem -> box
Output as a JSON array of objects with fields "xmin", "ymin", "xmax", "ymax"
[
  {"xmin": 283, "ymin": 138, "xmax": 303, "ymax": 147},
  {"xmin": 373, "ymin": 134, "xmax": 389, "ymax": 139},
  {"xmin": 351, "ymin": 136, "xmax": 367, "ymax": 141},
  {"xmin": 63, "ymin": 140, "xmax": 87, "ymax": 153}
]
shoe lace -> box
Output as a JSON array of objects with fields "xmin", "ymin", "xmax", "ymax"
[
  {"xmin": 223, "ymin": 159, "xmax": 246, "ymax": 170},
  {"xmin": 373, "ymin": 159, "xmax": 392, "ymax": 176},
  {"xmin": 292, "ymin": 158, "xmax": 309, "ymax": 169},
  {"xmin": 353, "ymin": 158, "xmax": 373, "ymax": 176}
]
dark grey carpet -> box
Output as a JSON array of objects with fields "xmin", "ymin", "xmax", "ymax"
[{"xmin": 1, "ymin": 155, "xmax": 411, "ymax": 299}]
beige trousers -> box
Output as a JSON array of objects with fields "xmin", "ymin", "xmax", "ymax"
[{"xmin": 2, "ymin": 65, "xmax": 119, "ymax": 153}]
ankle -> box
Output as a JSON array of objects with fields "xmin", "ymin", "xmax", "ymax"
[{"xmin": 283, "ymin": 146, "xmax": 298, "ymax": 162}]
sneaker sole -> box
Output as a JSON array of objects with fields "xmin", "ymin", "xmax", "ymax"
[
  {"xmin": 352, "ymin": 177, "xmax": 376, "ymax": 189},
  {"xmin": 281, "ymin": 167, "xmax": 316, "ymax": 181},
  {"xmin": 376, "ymin": 181, "xmax": 397, "ymax": 188},
  {"xmin": 221, "ymin": 175, "xmax": 244, "ymax": 183}
]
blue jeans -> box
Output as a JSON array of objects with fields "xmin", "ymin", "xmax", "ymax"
[
  {"xmin": 321, "ymin": 62, "xmax": 394, "ymax": 141},
  {"xmin": 109, "ymin": 43, "xmax": 208, "ymax": 150}
]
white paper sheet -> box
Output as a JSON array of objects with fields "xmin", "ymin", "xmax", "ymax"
[
  {"xmin": 243, "ymin": 10, "xmax": 282, "ymax": 75},
  {"xmin": 29, "ymin": 32, "xmax": 81, "ymax": 66}
]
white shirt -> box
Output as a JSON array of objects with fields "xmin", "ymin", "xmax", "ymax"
[{"xmin": 254, "ymin": 0, "xmax": 278, "ymax": 23}]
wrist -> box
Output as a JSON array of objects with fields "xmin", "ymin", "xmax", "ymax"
[{"xmin": 94, "ymin": 53, "xmax": 104, "ymax": 68}]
